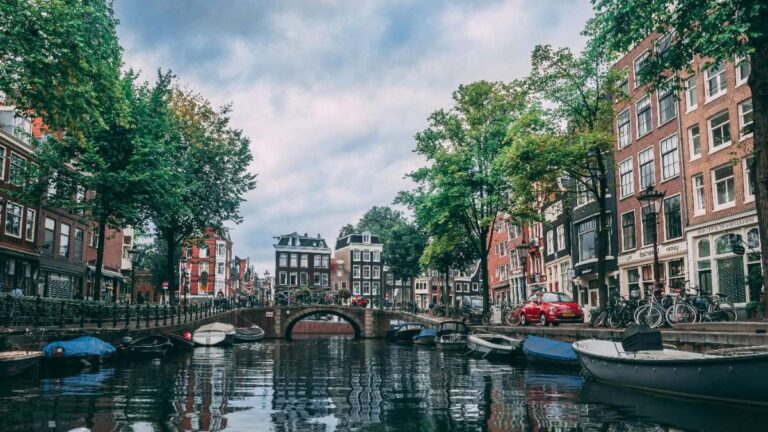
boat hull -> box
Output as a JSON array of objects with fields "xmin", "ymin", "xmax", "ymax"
[
  {"xmin": 166, "ymin": 334, "xmax": 195, "ymax": 351},
  {"xmin": 575, "ymin": 341, "xmax": 768, "ymax": 405},
  {"xmin": 394, "ymin": 329, "xmax": 422, "ymax": 344},
  {"xmin": 122, "ymin": 336, "xmax": 174, "ymax": 358},
  {"xmin": 436, "ymin": 341, "xmax": 465, "ymax": 351},
  {"xmin": 193, "ymin": 331, "xmax": 235, "ymax": 347},
  {"xmin": 522, "ymin": 336, "xmax": 579, "ymax": 367},
  {"xmin": 234, "ymin": 326, "xmax": 265, "ymax": 343},
  {"xmin": 413, "ymin": 336, "xmax": 436, "ymax": 346},
  {"xmin": 0, "ymin": 352, "xmax": 42, "ymax": 378},
  {"xmin": 466, "ymin": 334, "xmax": 520, "ymax": 360}
]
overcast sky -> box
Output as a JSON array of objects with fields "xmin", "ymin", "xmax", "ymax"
[{"xmin": 114, "ymin": 0, "xmax": 593, "ymax": 275}]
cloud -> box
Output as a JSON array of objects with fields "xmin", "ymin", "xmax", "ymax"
[{"xmin": 115, "ymin": 0, "xmax": 593, "ymax": 272}]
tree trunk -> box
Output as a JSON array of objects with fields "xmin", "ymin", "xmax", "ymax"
[
  {"xmin": 595, "ymin": 155, "xmax": 610, "ymax": 308},
  {"xmin": 750, "ymin": 43, "xmax": 768, "ymax": 316},
  {"xmin": 165, "ymin": 231, "xmax": 178, "ymax": 305},
  {"xmin": 480, "ymin": 228, "xmax": 491, "ymax": 314},
  {"xmin": 93, "ymin": 217, "xmax": 107, "ymax": 302}
]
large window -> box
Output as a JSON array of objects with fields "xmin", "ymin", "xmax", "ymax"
[
  {"xmin": 313, "ymin": 255, "xmax": 321, "ymax": 268},
  {"xmin": 44, "ymin": 218, "xmax": 55, "ymax": 254},
  {"xmin": 556, "ymin": 225, "xmax": 565, "ymax": 251},
  {"xmin": 688, "ymin": 125, "xmax": 701, "ymax": 159},
  {"xmin": 633, "ymin": 50, "xmax": 649, "ymax": 88},
  {"xmin": 738, "ymin": 99, "xmax": 753, "ymax": 139},
  {"xmin": 617, "ymin": 109, "xmax": 631, "ymax": 148},
  {"xmin": 546, "ymin": 230, "xmax": 554, "ymax": 255},
  {"xmin": 705, "ymin": 62, "xmax": 727, "ymax": 100},
  {"xmin": 744, "ymin": 157, "xmax": 755, "ymax": 201},
  {"xmin": 639, "ymin": 147, "xmax": 655, "ymax": 189},
  {"xmin": 9, "ymin": 153, "xmax": 24, "ymax": 186},
  {"xmin": 712, "ymin": 164, "xmax": 735, "ymax": 209},
  {"xmin": 636, "ymin": 96, "xmax": 652, "ymax": 137},
  {"xmin": 578, "ymin": 219, "xmax": 596, "ymax": 261},
  {"xmin": 73, "ymin": 228, "xmax": 84, "ymax": 261},
  {"xmin": 657, "ymin": 85, "xmax": 677, "ymax": 124},
  {"xmin": 736, "ymin": 56, "xmax": 751, "ymax": 86},
  {"xmin": 290, "ymin": 253, "xmax": 298, "ymax": 267},
  {"xmin": 279, "ymin": 272, "xmax": 287, "ymax": 285},
  {"xmin": 300, "ymin": 254, "xmax": 308, "ymax": 267},
  {"xmin": 708, "ymin": 111, "xmax": 731, "ymax": 151},
  {"xmin": 24, "ymin": 208, "xmax": 35, "ymax": 241},
  {"xmin": 299, "ymin": 272, "xmax": 308, "ymax": 286},
  {"xmin": 279, "ymin": 253, "xmax": 287, "ymax": 267},
  {"xmin": 685, "ymin": 76, "xmax": 698, "ymax": 110},
  {"xmin": 619, "ymin": 157, "xmax": 634, "ymax": 197},
  {"xmin": 363, "ymin": 281, "xmax": 371, "ymax": 295},
  {"xmin": 353, "ymin": 265, "xmax": 361, "ymax": 278},
  {"xmin": 660, "ymin": 135, "xmax": 679, "ymax": 180},
  {"xmin": 372, "ymin": 265, "xmax": 380, "ymax": 279},
  {"xmin": 641, "ymin": 207, "xmax": 655, "ymax": 246},
  {"xmin": 4, "ymin": 202, "xmax": 22, "ymax": 237},
  {"xmin": 352, "ymin": 249, "xmax": 361, "ymax": 261},
  {"xmin": 0, "ymin": 146, "xmax": 5, "ymax": 180},
  {"xmin": 621, "ymin": 211, "xmax": 636, "ymax": 251},
  {"xmin": 363, "ymin": 250, "xmax": 371, "ymax": 262},
  {"xmin": 59, "ymin": 223, "xmax": 70, "ymax": 257},
  {"xmin": 663, "ymin": 195, "xmax": 682, "ymax": 240},
  {"xmin": 692, "ymin": 174, "xmax": 706, "ymax": 215},
  {"xmin": 363, "ymin": 265, "xmax": 371, "ymax": 278}
]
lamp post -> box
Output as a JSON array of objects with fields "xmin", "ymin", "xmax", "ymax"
[
  {"xmin": 637, "ymin": 185, "xmax": 666, "ymax": 295},
  {"xmin": 127, "ymin": 248, "xmax": 139, "ymax": 303},
  {"xmin": 264, "ymin": 270, "xmax": 271, "ymax": 303},
  {"xmin": 516, "ymin": 242, "xmax": 531, "ymax": 303}
]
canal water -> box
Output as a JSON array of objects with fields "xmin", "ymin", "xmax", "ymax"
[{"xmin": 0, "ymin": 337, "xmax": 766, "ymax": 431}]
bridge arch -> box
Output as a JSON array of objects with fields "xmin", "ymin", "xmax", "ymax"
[{"xmin": 283, "ymin": 307, "xmax": 363, "ymax": 340}]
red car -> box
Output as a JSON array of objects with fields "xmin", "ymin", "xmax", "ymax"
[
  {"xmin": 520, "ymin": 292, "xmax": 583, "ymax": 326},
  {"xmin": 351, "ymin": 296, "xmax": 369, "ymax": 308}
]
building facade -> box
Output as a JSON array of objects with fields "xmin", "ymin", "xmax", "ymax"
[
  {"xmin": 274, "ymin": 232, "xmax": 331, "ymax": 295},
  {"xmin": 543, "ymin": 199, "xmax": 572, "ymax": 296},
  {"xmin": 334, "ymin": 232, "xmax": 382, "ymax": 306},
  {"xmin": 181, "ymin": 228, "xmax": 234, "ymax": 301}
]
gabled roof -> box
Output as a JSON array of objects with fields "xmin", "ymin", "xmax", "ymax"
[
  {"xmin": 274, "ymin": 232, "xmax": 328, "ymax": 248},
  {"xmin": 334, "ymin": 232, "xmax": 383, "ymax": 250}
]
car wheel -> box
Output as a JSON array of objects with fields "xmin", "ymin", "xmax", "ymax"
[{"xmin": 540, "ymin": 313, "xmax": 548, "ymax": 326}]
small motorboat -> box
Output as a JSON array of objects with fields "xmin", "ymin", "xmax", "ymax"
[
  {"xmin": 120, "ymin": 335, "xmax": 174, "ymax": 358},
  {"xmin": 385, "ymin": 320, "xmax": 407, "ymax": 342},
  {"xmin": 574, "ymin": 331, "xmax": 768, "ymax": 405},
  {"xmin": 167, "ymin": 332, "xmax": 195, "ymax": 351},
  {"xmin": 522, "ymin": 335, "xmax": 579, "ymax": 367},
  {"xmin": 193, "ymin": 322, "xmax": 236, "ymax": 346},
  {"xmin": 466, "ymin": 333, "xmax": 521, "ymax": 360},
  {"xmin": 436, "ymin": 333, "xmax": 467, "ymax": 351},
  {"xmin": 0, "ymin": 351, "xmax": 43, "ymax": 378},
  {"xmin": 394, "ymin": 323, "xmax": 425, "ymax": 343},
  {"xmin": 412, "ymin": 328, "xmax": 437, "ymax": 346},
  {"xmin": 42, "ymin": 336, "xmax": 116, "ymax": 369},
  {"xmin": 234, "ymin": 325, "xmax": 265, "ymax": 343}
]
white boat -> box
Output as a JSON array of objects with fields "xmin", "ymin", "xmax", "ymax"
[
  {"xmin": 235, "ymin": 325, "xmax": 265, "ymax": 342},
  {"xmin": 466, "ymin": 333, "xmax": 521, "ymax": 360},
  {"xmin": 193, "ymin": 322, "xmax": 236, "ymax": 346},
  {"xmin": 436, "ymin": 333, "xmax": 467, "ymax": 351}
]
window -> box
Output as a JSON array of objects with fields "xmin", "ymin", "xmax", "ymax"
[
  {"xmin": 4, "ymin": 202, "xmax": 22, "ymax": 237},
  {"xmin": 578, "ymin": 219, "xmax": 596, "ymax": 261},
  {"xmin": 73, "ymin": 228, "xmax": 84, "ymax": 261},
  {"xmin": 556, "ymin": 225, "xmax": 565, "ymax": 251},
  {"xmin": 313, "ymin": 255, "xmax": 320, "ymax": 267},
  {"xmin": 363, "ymin": 265, "xmax": 370, "ymax": 278},
  {"xmin": 712, "ymin": 164, "xmax": 735, "ymax": 209},
  {"xmin": 638, "ymin": 147, "xmax": 655, "ymax": 188},
  {"xmin": 689, "ymin": 125, "xmax": 701, "ymax": 159},
  {"xmin": 621, "ymin": 211, "xmax": 636, "ymax": 251},
  {"xmin": 657, "ymin": 84, "xmax": 677, "ymax": 125},
  {"xmin": 299, "ymin": 272, "xmax": 308, "ymax": 286},
  {"xmin": 216, "ymin": 243, "xmax": 225, "ymax": 256},
  {"xmin": 633, "ymin": 50, "xmax": 649, "ymax": 88},
  {"xmin": 744, "ymin": 157, "xmax": 755, "ymax": 202},
  {"xmin": 372, "ymin": 250, "xmax": 380, "ymax": 262},
  {"xmin": 314, "ymin": 273, "xmax": 321, "ymax": 286},
  {"xmin": 636, "ymin": 96, "xmax": 652, "ymax": 137},
  {"xmin": 617, "ymin": 68, "xmax": 629, "ymax": 95},
  {"xmin": 708, "ymin": 111, "xmax": 731, "ymax": 151},
  {"xmin": 641, "ymin": 207, "xmax": 655, "ymax": 246},
  {"xmin": 321, "ymin": 255, "xmax": 329, "ymax": 269},
  {"xmin": 705, "ymin": 62, "xmax": 727, "ymax": 100},
  {"xmin": 660, "ymin": 135, "xmax": 679, "ymax": 180},
  {"xmin": 9, "ymin": 153, "xmax": 24, "ymax": 186},
  {"xmin": 59, "ymin": 223, "xmax": 70, "ymax": 257},
  {"xmin": 372, "ymin": 265, "xmax": 380, "ymax": 279},
  {"xmin": 685, "ymin": 76, "xmax": 698, "ymax": 110},
  {"xmin": 279, "ymin": 253, "xmax": 287, "ymax": 267},
  {"xmin": 217, "ymin": 262, "xmax": 225, "ymax": 275},
  {"xmin": 289, "ymin": 272, "xmax": 298, "ymax": 286},
  {"xmin": 736, "ymin": 56, "xmax": 751, "ymax": 86},
  {"xmin": 617, "ymin": 109, "xmax": 631, "ymax": 148},
  {"xmin": 546, "ymin": 230, "xmax": 554, "ymax": 255},
  {"xmin": 576, "ymin": 179, "xmax": 593, "ymax": 206},
  {"xmin": 372, "ymin": 282, "xmax": 380, "ymax": 295},
  {"xmin": 198, "ymin": 247, "xmax": 208, "ymax": 258},
  {"xmin": 692, "ymin": 174, "xmax": 706, "ymax": 215},
  {"xmin": 353, "ymin": 265, "xmax": 361, "ymax": 278},
  {"xmin": 289, "ymin": 253, "xmax": 298, "ymax": 267},
  {"xmin": 0, "ymin": 146, "xmax": 5, "ymax": 180},
  {"xmin": 668, "ymin": 260, "xmax": 685, "ymax": 289},
  {"xmin": 363, "ymin": 281, "xmax": 371, "ymax": 295},
  {"xmin": 322, "ymin": 273, "xmax": 329, "ymax": 287},
  {"xmin": 24, "ymin": 208, "xmax": 35, "ymax": 241},
  {"xmin": 619, "ymin": 157, "xmax": 634, "ymax": 198},
  {"xmin": 663, "ymin": 195, "xmax": 682, "ymax": 240},
  {"xmin": 279, "ymin": 272, "xmax": 288, "ymax": 285},
  {"xmin": 362, "ymin": 250, "xmax": 371, "ymax": 262},
  {"xmin": 472, "ymin": 283, "xmax": 479, "ymax": 292},
  {"xmin": 352, "ymin": 249, "xmax": 361, "ymax": 260},
  {"xmin": 353, "ymin": 281, "xmax": 361, "ymax": 295},
  {"xmin": 300, "ymin": 254, "xmax": 308, "ymax": 267},
  {"xmin": 738, "ymin": 99, "xmax": 753, "ymax": 139}
]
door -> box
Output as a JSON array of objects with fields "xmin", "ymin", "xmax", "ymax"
[{"xmin": 717, "ymin": 256, "xmax": 746, "ymax": 302}]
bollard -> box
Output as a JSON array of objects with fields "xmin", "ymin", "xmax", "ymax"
[
  {"xmin": 145, "ymin": 304, "xmax": 150, "ymax": 327},
  {"xmin": 155, "ymin": 304, "xmax": 159, "ymax": 327},
  {"xmin": 136, "ymin": 305, "xmax": 141, "ymax": 329},
  {"xmin": 113, "ymin": 304, "xmax": 117, "ymax": 328},
  {"xmin": 163, "ymin": 304, "xmax": 167, "ymax": 325}
]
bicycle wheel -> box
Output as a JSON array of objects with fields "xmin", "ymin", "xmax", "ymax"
[
  {"xmin": 591, "ymin": 310, "xmax": 608, "ymax": 328},
  {"xmin": 665, "ymin": 303, "xmax": 698, "ymax": 326},
  {"xmin": 607, "ymin": 308, "xmax": 623, "ymax": 328},
  {"xmin": 504, "ymin": 310, "xmax": 520, "ymax": 326},
  {"xmin": 644, "ymin": 305, "xmax": 665, "ymax": 328},
  {"xmin": 634, "ymin": 304, "xmax": 651, "ymax": 325}
]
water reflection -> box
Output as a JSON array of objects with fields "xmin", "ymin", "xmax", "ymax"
[{"xmin": 0, "ymin": 338, "xmax": 764, "ymax": 431}]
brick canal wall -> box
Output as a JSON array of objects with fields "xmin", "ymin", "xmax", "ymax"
[{"xmin": 291, "ymin": 320, "xmax": 354, "ymax": 334}]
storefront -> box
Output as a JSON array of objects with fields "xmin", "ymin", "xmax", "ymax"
[
  {"xmin": 618, "ymin": 240, "xmax": 687, "ymax": 298},
  {"xmin": 545, "ymin": 256, "xmax": 572, "ymax": 294},
  {"xmin": 39, "ymin": 255, "xmax": 86, "ymax": 299},
  {"xmin": 0, "ymin": 250, "xmax": 38, "ymax": 296},
  {"xmin": 686, "ymin": 214, "xmax": 760, "ymax": 304},
  {"xmin": 87, "ymin": 266, "xmax": 126, "ymax": 302}
]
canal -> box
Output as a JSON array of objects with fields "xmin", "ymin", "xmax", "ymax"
[{"xmin": 0, "ymin": 337, "xmax": 766, "ymax": 431}]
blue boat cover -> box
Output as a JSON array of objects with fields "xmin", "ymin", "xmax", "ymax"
[
  {"xmin": 42, "ymin": 336, "xmax": 116, "ymax": 358},
  {"xmin": 413, "ymin": 328, "xmax": 437, "ymax": 340},
  {"xmin": 523, "ymin": 335, "xmax": 577, "ymax": 362}
]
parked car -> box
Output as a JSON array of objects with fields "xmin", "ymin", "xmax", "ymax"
[
  {"xmin": 351, "ymin": 296, "xmax": 369, "ymax": 308},
  {"xmin": 461, "ymin": 296, "xmax": 484, "ymax": 323},
  {"xmin": 520, "ymin": 292, "xmax": 583, "ymax": 326}
]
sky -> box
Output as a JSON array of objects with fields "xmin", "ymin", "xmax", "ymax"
[{"xmin": 114, "ymin": 0, "xmax": 594, "ymax": 275}]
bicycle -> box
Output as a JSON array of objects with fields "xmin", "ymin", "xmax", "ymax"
[
  {"xmin": 633, "ymin": 287, "xmax": 668, "ymax": 328},
  {"xmin": 503, "ymin": 302, "xmax": 525, "ymax": 326}
]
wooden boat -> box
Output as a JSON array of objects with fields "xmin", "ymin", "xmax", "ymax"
[
  {"xmin": 412, "ymin": 328, "xmax": 437, "ymax": 346},
  {"xmin": 121, "ymin": 335, "xmax": 174, "ymax": 358},
  {"xmin": 466, "ymin": 333, "xmax": 521, "ymax": 360},
  {"xmin": 234, "ymin": 325, "xmax": 265, "ymax": 342},
  {"xmin": 394, "ymin": 323, "xmax": 425, "ymax": 343},
  {"xmin": 42, "ymin": 336, "xmax": 116, "ymax": 369},
  {"xmin": 573, "ymin": 339, "xmax": 768, "ymax": 405},
  {"xmin": 167, "ymin": 333, "xmax": 195, "ymax": 351},
  {"xmin": 436, "ymin": 333, "xmax": 467, "ymax": 351},
  {"xmin": 522, "ymin": 335, "xmax": 579, "ymax": 367},
  {"xmin": 0, "ymin": 351, "xmax": 43, "ymax": 378},
  {"xmin": 193, "ymin": 322, "xmax": 236, "ymax": 347}
]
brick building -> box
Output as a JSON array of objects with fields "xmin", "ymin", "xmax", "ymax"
[
  {"xmin": 274, "ymin": 232, "xmax": 331, "ymax": 295},
  {"xmin": 488, "ymin": 214, "xmax": 512, "ymax": 304},
  {"xmin": 334, "ymin": 232, "xmax": 382, "ymax": 306},
  {"xmin": 181, "ymin": 228, "xmax": 233, "ymax": 301}
]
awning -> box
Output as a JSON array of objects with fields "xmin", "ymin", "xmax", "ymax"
[{"xmin": 87, "ymin": 266, "xmax": 126, "ymax": 281}]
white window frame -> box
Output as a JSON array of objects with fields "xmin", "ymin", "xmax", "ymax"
[
  {"xmin": 619, "ymin": 157, "xmax": 634, "ymax": 198},
  {"xmin": 621, "ymin": 210, "xmax": 637, "ymax": 252},
  {"xmin": 744, "ymin": 157, "xmax": 755, "ymax": 203},
  {"xmin": 24, "ymin": 208, "xmax": 35, "ymax": 242},
  {"xmin": 4, "ymin": 201, "xmax": 22, "ymax": 238},
  {"xmin": 0, "ymin": 145, "xmax": 5, "ymax": 181},
  {"xmin": 662, "ymin": 194, "xmax": 683, "ymax": 241},
  {"xmin": 556, "ymin": 225, "xmax": 565, "ymax": 252},
  {"xmin": 372, "ymin": 265, "xmax": 380, "ymax": 279},
  {"xmin": 712, "ymin": 164, "xmax": 736, "ymax": 211},
  {"xmin": 685, "ymin": 76, "xmax": 698, "ymax": 112},
  {"xmin": 638, "ymin": 146, "xmax": 655, "ymax": 189},
  {"xmin": 279, "ymin": 272, "xmax": 287, "ymax": 285},
  {"xmin": 692, "ymin": 174, "xmax": 706, "ymax": 216},
  {"xmin": 616, "ymin": 108, "xmax": 631, "ymax": 148},
  {"xmin": 353, "ymin": 281, "xmax": 361, "ymax": 295},
  {"xmin": 660, "ymin": 134, "xmax": 680, "ymax": 181},
  {"xmin": 657, "ymin": 83, "xmax": 677, "ymax": 126},
  {"xmin": 636, "ymin": 96, "xmax": 652, "ymax": 138},
  {"xmin": 738, "ymin": 99, "xmax": 753, "ymax": 140},
  {"xmin": 705, "ymin": 62, "xmax": 727, "ymax": 102},
  {"xmin": 279, "ymin": 253, "xmax": 287, "ymax": 267},
  {"xmin": 708, "ymin": 110, "xmax": 732, "ymax": 153},
  {"xmin": 352, "ymin": 249, "xmax": 361, "ymax": 261},
  {"xmin": 352, "ymin": 265, "xmax": 361, "ymax": 278},
  {"xmin": 632, "ymin": 50, "xmax": 649, "ymax": 88},
  {"xmin": 362, "ymin": 250, "xmax": 371, "ymax": 262},
  {"xmin": 9, "ymin": 151, "xmax": 25, "ymax": 186},
  {"xmin": 688, "ymin": 124, "xmax": 701, "ymax": 160},
  {"xmin": 735, "ymin": 55, "xmax": 750, "ymax": 87},
  {"xmin": 546, "ymin": 230, "xmax": 554, "ymax": 255}
]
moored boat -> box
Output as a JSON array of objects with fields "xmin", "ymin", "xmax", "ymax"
[
  {"xmin": 435, "ymin": 320, "xmax": 469, "ymax": 351},
  {"xmin": 466, "ymin": 333, "xmax": 521, "ymax": 360},
  {"xmin": 394, "ymin": 323, "xmax": 425, "ymax": 343},
  {"xmin": 385, "ymin": 320, "xmax": 407, "ymax": 342},
  {"xmin": 412, "ymin": 328, "xmax": 437, "ymax": 346},
  {"xmin": 0, "ymin": 351, "xmax": 43, "ymax": 378},
  {"xmin": 522, "ymin": 335, "xmax": 579, "ymax": 367},
  {"xmin": 234, "ymin": 325, "xmax": 265, "ymax": 342},
  {"xmin": 167, "ymin": 332, "xmax": 195, "ymax": 351},
  {"xmin": 121, "ymin": 335, "xmax": 174, "ymax": 358},
  {"xmin": 42, "ymin": 336, "xmax": 116, "ymax": 369},
  {"xmin": 573, "ymin": 338, "xmax": 768, "ymax": 405},
  {"xmin": 193, "ymin": 322, "xmax": 236, "ymax": 347}
]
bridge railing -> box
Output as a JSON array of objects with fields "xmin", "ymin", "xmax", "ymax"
[{"xmin": 0, "ymin": 296, "xmax": 241, "ymax": 330}]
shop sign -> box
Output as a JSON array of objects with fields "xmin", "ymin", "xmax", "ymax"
[
  {"xmin": 265, "ymin": 311, "xmax": 274, "ymax": 318},
  {"xmin": 618, "ymin": 241, "xmax": 685, "ymax": 265}
]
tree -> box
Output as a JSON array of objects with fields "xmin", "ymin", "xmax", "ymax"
[
  {"xmin": 501, "ymin": 45, "xmax": 617, "ymax": 307},
  {"xmin": 338, "ymin": 223, "xmax": 356, "ymax": 238},
  {"xmin": 401, "ymin": 81, "xmax": 526, "ymax": 314},
  {"xmin": 0, "ymin": 0, "xmax": 123, "ymax": 134},
  {"xmin": 356, "ymin": 206, "xmax": 405, "ymax": 240},
  {"xmin": 588, "ymin": 0, "xmax": 768, "ymax": 310},
  {"xmin": 419, "ymin": 229, "xmax": 476, "ymax": 306}
]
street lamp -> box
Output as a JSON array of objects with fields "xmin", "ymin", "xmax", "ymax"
[
  {"xmin": 127, "ymin": 248, "xmax": 139, "ymax": 303},
  {"xmin": 637, "ymin": 185, "xmax": 666, "ymax": 295},
  {"xmin": 516, "ymin": 242, "xmax": 531, "ymax": 303}
]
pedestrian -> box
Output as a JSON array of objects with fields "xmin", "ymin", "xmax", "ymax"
[
  {"xmin": 137, "ymin": 292, "xmax": 145, "ymax": 304},
  {"xmin": 10, "ymin": 287, "xmax": 22, "ymax": 297}
]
